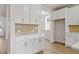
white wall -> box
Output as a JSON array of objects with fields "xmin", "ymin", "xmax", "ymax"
[{"xmin": 41, "ymin": 6, "xmax": 54, "ymax": 42}]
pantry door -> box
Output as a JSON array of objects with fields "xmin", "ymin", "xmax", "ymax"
[{"xmin": 54, "ymin": 19, "xmax": 65, "ymax": 43}]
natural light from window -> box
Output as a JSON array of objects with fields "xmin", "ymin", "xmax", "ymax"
[{"xmin": 45, "ymin": 15, "xmax": 51, "ymax": 30}]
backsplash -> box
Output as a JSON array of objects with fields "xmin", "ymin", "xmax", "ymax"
[
  {"xmin": 69, "ymin": 25, "xmax": 79, "ymax": 32},
  {"xmin": 15, "ymin": 24, "xmax": 38, "ymax": 34}
]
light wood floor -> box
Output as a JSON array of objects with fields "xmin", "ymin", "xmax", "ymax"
[{"xmin": 41, "ymin": 40, "xmax": 79, "ymax": 54}]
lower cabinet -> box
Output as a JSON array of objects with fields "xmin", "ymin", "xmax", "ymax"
[
  {"xmin": 65, "ymin": 32, "xmax": 78, "ymax": 47},
  {"xmin": 15, "ymin": 37, "xmax": 25, "ymax": 54},
  {"xmin": 33, "ymin": 38, "xmax": 44, "ymax": 53},
  {"xmin": 15, "ymin": 36, "xmax": 44, "ymax": 54},
  {"xmin": 24, "ymin": 38, "xmax": 34, "ymax": 54},
  {"xmin": 15, "ymin": 40, "xmax": 24, "ymax": 54}
]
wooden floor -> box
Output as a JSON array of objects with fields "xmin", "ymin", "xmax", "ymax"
[{"xmin": 41, "ymin": 40, "xmax": 79, "ymax": 54}]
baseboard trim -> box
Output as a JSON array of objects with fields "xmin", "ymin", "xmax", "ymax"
[
  {"xmin": 45, "ymin": 39, "xmax": 54, "ymax": 43},
  {"xmin": 36, "ymin": 50, "xmax": 44, "ymax": 54},
  {"xmin": 49, "ymin": 40, "xmax": 54, "ymax": 43},
  {"xmin": 53, "ymin": 41, "xmax": 65, "ymax": 45}
]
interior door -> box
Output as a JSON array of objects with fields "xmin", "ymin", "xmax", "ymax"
[{"xmin": 54, "ymin": 19, "xmax": 65, "ymax": 43}]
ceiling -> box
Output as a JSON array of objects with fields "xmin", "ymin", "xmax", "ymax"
[{"xmin": 42, "ymin": 4, "xmax": 69, "ymax": 10}]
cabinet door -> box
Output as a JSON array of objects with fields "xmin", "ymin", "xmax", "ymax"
[
  {"xmin": 14, "ymin": 18, "xmax": 23, "ymax": 23},
  {"xmin": 65, "ymin": 33, "xmax": 77, "ymax": 47},
  {"xmin": 11, "ymin": 4, "xmax": 31, "ymax": 24},
  {"xmin": 24, "ymin": 5, "xmax": 30, "ymax": 24},
  {"xmin": 53, "ymin": 8, "xmax": 66, "ymax": 20},
  {"xmin": 67, "ymin": 6, "xmax": 79, "ymax": 25},
  {"xmin": 30, "ymin": 4, "xmax": 41, "ymax": 24},
  {"xmin": 35, "ymin": 5, "xmax": 41, "ymax": 24},
  {"xmin": 15, "ymin": 37, "xmax": 25, "ymax": 54},
  {"xmin": 11, "ymin": 4, "xmax": 24, "ymax": 18},
  {"xmin": 34, "ymin": 38, "xmax": 43, "ymax": 53},
  {"xmin": 67, "ymin": 7, "xmax": 76, "ymax": 25},
  {"xmin": 15, "ymin": 37, "xmax": 34, "ymax": 54},
  {"xmin": 75, "ymin": 6, "xmax": 79, "ymax": 25},
  {"xmin": 24, "ymin": 38, "xmax": 33, "ymax": 54}
]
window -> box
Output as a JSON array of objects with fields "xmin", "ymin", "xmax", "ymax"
[{"xmin": 45, "ymin": 16, "xmax": 51, "ymax": 30}]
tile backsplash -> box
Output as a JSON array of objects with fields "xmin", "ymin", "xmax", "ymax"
[
  {"xmin": 15, "ymin": 24, "xmax": 38, "ymax": 34},
  {"xmin": 69, "ymin": 25, "xmax": 79, "ymax": 32}
]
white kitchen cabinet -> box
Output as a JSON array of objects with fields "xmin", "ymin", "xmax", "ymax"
[
  {"xmin": 13, "ymin": 5, "xmax": 31, "ymax": 24},
  {"xmin": 65, "ymin": 32, "xmax": 78, "ymax": 47},
  {"xmin": 33, "ymin": 38, "xmax": 44, "ymax": 53},
  {"xmin": 71, "ymin": 33, "xmax": 79, "ymax": 50},
  {"xmin": 24, "ymin": 38, "xmax": 33, "ymax": 54},
  {"xmin": 10, "ymin": 4, "xmax": 24, "ymax": 18},
  {"xmin": 13, "ymin": 18, "xmax": 23, "ymax": 23},
  {"xmin": 67, "ymin": 6, "xmax": 79, "ymax": 25},
  {"xmin": 10, "ymin": 4, "xmax": 30, "ymax": 24},
  {"xmin": 10, "ymin": 4, "xmax": 42, "ymax": 24},
  {"xmin": 15, "ymin": 37, "xmax": 25, "ymax": 54},
  {"xmin": 15, "ymin": 36, "xmax": 33, "ymax": 54},
  {"xmin": 23, "ymin": 5, "xmax": 30, "ymax": 24},
  {"xmin": 30, "ymin": 4, "xmax": 41, "ymax": 24},
  {"xmin": 8, "ymin": 4, "xmax": 43, "ymax": 54},
  {"xmin": 10, "ymin": 5, "xmax": 25, "ymax": 24},
  {"xmin": 53, "ymin": 8, "xmax": 67, "ymax": 20},
  {"xmin": 15, "ymin": 34, "xmax": 44, "ymax": 54}
]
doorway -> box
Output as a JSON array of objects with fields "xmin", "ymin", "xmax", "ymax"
[{"xmin": 54, "ymin": 19, "xmax": 65, "ymax": 44}]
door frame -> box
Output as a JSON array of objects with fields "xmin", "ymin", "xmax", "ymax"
[{"xmin": 53, "ymin": 18, "xmax": 65, "ymax": 44}]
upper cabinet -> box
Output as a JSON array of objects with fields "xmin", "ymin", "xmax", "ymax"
[
  {"xmin": 0, "ymin": 5, "xmax": 6, "ymax": 17},
  {"xmin": 10, "ymin": 4, "xmax": 24, "ymax": 18},
  {"xmin": 53, "ymin": 8, "xmax": 67, "ymax": 20},
  {"xmin": 10, "ymin": 4, "xmax": 42, "ymax": 24},
  {"xmin": 10, "ymin": 4, "xmax": 25, "ymax": 23},
  {"xmin": 67, "ymin": 6, "xmax": 79, "ymax": 25},
  {"xmin": 23, "ymin": 5, "xmax": 30, "ymax": 24},
  {"xmin": 30, "ymin": 4, "xmax": 41, "ymax": 24}
]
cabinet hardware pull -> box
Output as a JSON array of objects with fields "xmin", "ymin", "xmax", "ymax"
[
  {"xmin": 24, "ymin": 42, "xmax": 27, "ymax": 46},
  {"xmin": 39, "ymin": 39, "xmax": 41, "ymax": 42}
]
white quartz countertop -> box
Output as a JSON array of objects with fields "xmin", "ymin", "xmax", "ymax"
[{"xmin": 15, "ymin": 33, "xmax": 45, "ymax": 39}]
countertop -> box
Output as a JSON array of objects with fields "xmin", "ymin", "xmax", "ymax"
[{"xmin": 15, "ymin": 33, "xmax": 45, "ymax": 39}]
